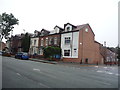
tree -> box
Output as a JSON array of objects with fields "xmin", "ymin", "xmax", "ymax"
[
  {"xmin": 21, "ymin": 33, "xmax": 30, "ymax": 52},
  {"xmin": 43, "ymin": 46, "xmax": 61, "ymax": 60},
  {"xmin": 0, "ymin": 12, "xmax": 19, "ymax": 41}
]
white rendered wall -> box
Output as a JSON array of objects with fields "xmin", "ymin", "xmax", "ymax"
[{"xmin": 61, "ymin": 31, "xmax": 79, "ymax": 58}]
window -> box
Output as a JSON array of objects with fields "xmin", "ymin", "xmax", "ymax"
[
  {"xmin": 65, "ymin": 37, "xmax": 71, "ymax": 44},
  {"xmin": 49, "ymin": 37, "xmax": 52, "ymax": 45},
  {"xmin": 54, "ymin": 37, "xmax": 57, "ymax": 45},
  {"xmin": 41, "ymin": 38, "xmax": 43, "ymax": 46},
  {"xmin": 67, "ymin": 27, "xmax": 70, "ymax": 31},
  {"xmin": 64, "ymin": 50, "xmax": 70, "ymax": 56},
  {"xmin": 34, "ymin": 40, "xmax": 36, "ymax": 45},
  {"xmin": 39, "ymin": 48, "xmax": 43, "ymax": 55},
  {"xmin": 46, "ymin": 37, "xmax": 48, "ymax": 46},
  {"xmin": 85, "ymin": 28, "xmax": 88, "ymax": 32},
  {"xmin": 74, "ymin": 48, "xmax": 77, "ymax": 52}
]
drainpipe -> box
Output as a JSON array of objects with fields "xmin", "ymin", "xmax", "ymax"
[{"xmin": 71, "ymin": 32, "xmax": 73, "ymax": 57}]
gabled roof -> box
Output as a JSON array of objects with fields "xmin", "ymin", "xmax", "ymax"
[
  {"xmin": 94, "ymin": 41, "xmax": 101, "ymax": 45},
  {"xmin": 64, "ymin": 23, "xmax": 77, "ymax": 29},
  {"xmin": 41, "ymin": 28, "xmax": 50, "ymax": 33},
  {"xmin": 74, "ymin": 24, "xmax": 95, "ymax": 36},
  {"xmin": 54, "ymin": 25, "xmax": 63, "ymax": 30},
  {"xmin": 74, "ymin": 24, "xmax": 87, "ymax": 30}
]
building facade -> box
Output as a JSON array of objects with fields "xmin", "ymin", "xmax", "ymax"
[
  {"xmin": 61, "ymin": 23, "xmax": 104, "ymax": 64},
  {"xmin": 38, "ymin": 27, "xmax": 63, "ymax": 56},
  {"xmin": 29, "ymin": 37, "xmax": 39, "ymax": 55}
]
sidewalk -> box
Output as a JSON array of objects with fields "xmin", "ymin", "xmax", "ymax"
[
  {"xmin": 28, "ymin": 58, "xmax": 118, "ymax": 67},
  {"xmin": 29, "ymin": 58, "xmax": 58, "ymax": 64},
  {"xmin": 29, "ymin": 58, "xmax": 103, "ymax": 67}
]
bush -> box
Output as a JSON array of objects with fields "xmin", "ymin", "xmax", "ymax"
[{"xmin": 43, "ymin": 46, "xmax": 61, "ymax": 59}]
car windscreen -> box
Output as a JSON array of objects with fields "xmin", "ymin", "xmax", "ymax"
[{"xmin": 23, "ymin": 53, "xmax": 28, "ymax": 55}]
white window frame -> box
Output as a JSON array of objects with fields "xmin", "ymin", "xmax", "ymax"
[
  {"xmin": 54, "ymin": 37, "xmax": 57, "ymax": 45},
  {"xmin": 64, "ymin": 50, "xmax": 70, "ymax": 56},
  {"xmin": 41, "ymin": 38, "xmax": 43, "ymax": 46},
  {"xmin": 65, "ymin": 37, "xmax": 71, "ymax": 45},
  {"xmin": 46, "ymin": 37, "xmax": 48, "ymax": 46}
]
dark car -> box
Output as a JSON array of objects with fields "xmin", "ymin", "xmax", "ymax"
[
  {"xmin": 15, "ymin": 52, "xmax": 29, "ymax": 60},
  {"xmin": 2, "ymin": 51, "xmax": 11, "ymax": 57}
]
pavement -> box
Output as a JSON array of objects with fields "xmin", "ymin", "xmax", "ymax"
[
  {"xmin": 2, "ymin": 56, "xmax": 119, "ymax": 88},
  {"xmin": 29, "ymin": 58, "xmax": 58, "ymax": 64},
  {"xmin": 29, "ymin": 57, "xmax": 118, "ymax": 67}
]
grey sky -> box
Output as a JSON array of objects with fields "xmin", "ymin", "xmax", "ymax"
[{"xmin": 0, "ymin": 0, "xmax": 119, "ymax": 47}]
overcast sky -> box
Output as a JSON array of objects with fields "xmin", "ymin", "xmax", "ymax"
[{"xmin": 0, "ymin": 0, "xmax": 119, "ymax": 47}]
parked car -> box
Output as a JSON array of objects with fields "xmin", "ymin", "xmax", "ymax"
[
  {"xmin": 2, "ymin": 51, "xmax": 11, "ymax": 57},
  {"xmin": 15, "ymin": 52, "xmax": 29, "ymax": 60},
  {"xmin": 0, "ymin": 51, "xmax": 2, "ymax": 55}
]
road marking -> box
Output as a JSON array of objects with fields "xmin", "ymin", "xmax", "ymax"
[
  {"xmin": 97, "ymin": 70, "xmax": 104, "ymax": 73},
  {"xmin": 38, "ymin": 83, "xmax": 50, "ymax": 88},
  {"xmin": 106, "ymin": 72, "xmax": 113, "ymax": 75},
  {"xmin": 33, "ymin": 68, "xmax": 40, "ymax": 71},
  {"xmin": 16, "ymin": 73, "xmax": 21, "ymax": 76},
  {"xmin": 103, "ymin": 67, "xmax": 107, "ymax": 69}
]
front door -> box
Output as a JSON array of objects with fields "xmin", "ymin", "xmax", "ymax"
[{"xmin": 85, "ymin": 58, "xmax": 88, "ymax": 64}]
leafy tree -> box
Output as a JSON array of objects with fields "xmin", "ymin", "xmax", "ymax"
[
  {"xmin": 43, "ymin": 46, "xmax": 61, "ymax": 59},
  {"xmin": 21, "ymin": 33, "xmax": 30, "ymax": 52},
  {"xmin": 0, "ymin": 12, "xmax": 19, "ymax": 41}
]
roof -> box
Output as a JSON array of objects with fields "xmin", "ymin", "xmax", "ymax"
[
  {"xmin": 54, "ymin": 25, "xmax": 63, "ymax": 30},
  {"xmin": 64, "ymin": 23, "xmax": 77, "ymax": 28},
  {"xmin": 41, "ymin": 29, "xmax": 50, "ymax": 33},
  {"xmin": 74, "ymin": 24, "xmax": 87, "ymax": 30},
  {"xmin": 94, "ymin": 41, "xmax": 101, "ymax": 45}
]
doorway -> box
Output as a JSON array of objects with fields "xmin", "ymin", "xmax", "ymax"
[{"xmin": 85, "ymin": 58, "xmax": 88, "ymax": 64}]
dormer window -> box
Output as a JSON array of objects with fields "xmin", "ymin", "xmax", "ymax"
[
  {"xmin": 65, "ymin": 24, "xmax": 72, "ymax": 32},
  {"xmin": 67, "ymin": 27, "xmax": 70, "ymax": 31}
]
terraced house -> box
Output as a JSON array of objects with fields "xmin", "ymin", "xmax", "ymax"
[
  {"xmin": 28, "ymin": 23, "xmax": 117, "ymax": 64},
  {"xmin": 39, "ymin": 26, "xmax": 63, "ymax": 56}
]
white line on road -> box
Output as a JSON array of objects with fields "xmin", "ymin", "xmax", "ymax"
[
  {"xmin": 103, "ymin": 67, "xmax": 108, "ymax": 69},
  {"xmin": 96, "ymin": 70, "xmax": 104, "ymax": 73},
  {"xmin": 38, "ymin": 83, "xmax": 50, "ymax": 88},
  {"xmin": 33, "ymin": 68, "xmax": 40, "ymax": 71},
  {"xmin": 16, "ymin": 73, "xmax": 21, "ymax": 76},
  {"xmin": 107, "ymin": 72, "xmax": 113, "ymax": 75}
]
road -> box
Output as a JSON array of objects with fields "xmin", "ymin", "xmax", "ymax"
[{"xmin": 2, "ymin": 56, "xmax": 119, "ymax": 88}]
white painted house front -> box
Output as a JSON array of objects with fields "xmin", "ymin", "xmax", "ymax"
[
  {"xmin": 61, "ymin": 31, "xmax": 79, "ymax": 58},
  {"xmin": 29, "ymin": 37, "xmax": 39, "ymax": 55}
]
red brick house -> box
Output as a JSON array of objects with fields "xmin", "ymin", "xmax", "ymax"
[
  {"xmin": 61, "ymin": 23, "xmax": 104, "ymax": 64},
  {"xmin": 38, "ymin": 27, "xmax": 63, "ymax": 56}
]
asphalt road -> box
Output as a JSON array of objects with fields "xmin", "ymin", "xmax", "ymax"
[{"xmin": 2, "ymin": 56, "xmax": 119, "ymax": 88}]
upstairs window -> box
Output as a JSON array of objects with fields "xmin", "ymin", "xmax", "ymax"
[
  {"xmin": 41, "ymin": 38, "xmax": 44, "ymax": 46},
  {"xmin": 34, "ymin": 40, "xmax": 36, "ymax": 45},
  {"xmin": 41, "ymin": 31, "xmax": 44, "ymax": 36},
  {"xmin": 49, "ymin": 37, "xmax": 52, "ymax": 45},
  {"xmin": 67, "ymin": 27, "xmax": 70, "ymax": 31},
  {"xmin": 64, "ymin": 50, "xmax": 70, "ymax": 56},
  {"xmin": 54, "ymin": 37, "xmax": 57, "ymax": 45},
  {"xmin": 46, "ymin": 38, "xmax": 48, "ymax": 46},
  {"xmin": 85, "ymin": 28, "xmax": 88, "ymax": 32},
  {"xmin": 65, "ymin": 37, "xmax": 71, "ymax": 44}
]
